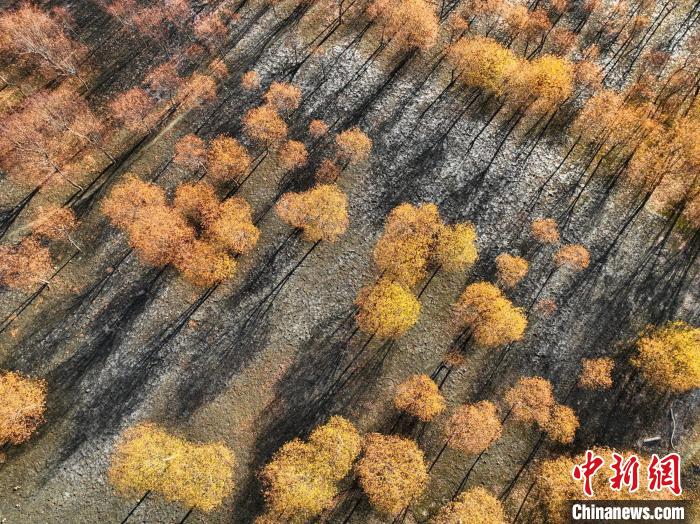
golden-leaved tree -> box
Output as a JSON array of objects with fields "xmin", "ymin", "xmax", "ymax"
[
  {"xmin": 356, "ymin": 433, "xmax": 428, "ymax": 516},
  {"xmin": 632, "ymin": 321, "xmax": 699, "ymax": 393},
  {"xmin": 0, "ymin": 371, "xmax": 47, "ymax": 447},
  {"xmin": 355, "ymin": 278, "xmax": 421, "ymax": 339},
  {"xmin": 259, "ymin": 416, "xmax": 361, "ymax": 522},
  {"xmin": 452, "ymin": 282, "xmax": 527, "ymax": 347},
  {"xmin": 109, "ymin": 423, "xmax": 235, "ymax": 512}
]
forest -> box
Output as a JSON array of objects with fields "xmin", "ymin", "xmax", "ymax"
[{"xmin": 0, "ymin": 0, "xmax": 698, "ymax": 521}]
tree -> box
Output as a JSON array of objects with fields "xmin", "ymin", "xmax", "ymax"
[
  {"xmin": 553, "ymin": 244, "xmax": 590, "ymax": 270},
  {"xmin": 241, "ymin": 70, "xmax": 260, "ymax": 90},
  {"xmin": 102, "ymin": 175, "xmax": 167, "ymax": 229},
  {"xmin": 0, "ymin": 370, "xmax": 47, "ymax": 446},
  {"xmin": 504, "ymin": 376, "xmax": 554, "ymax": 426},
  {"xmin": 314, "ymin": 159, "xmax": 341, "ymax": 183},
  {"xmin": 173, "ymin": 239, "xmax": 237, "ymax": 287},
  {"xmin": 508, "ymin": 55, "xmax": 574, "ymax": 113},
  {"xmin": 540, "ymin": 405, "xmax": 579, "ymax": 444},
  {"xmin": 0, "ymin": 239, "xmax": 53, "ymax": 290},
  {"xmin": 531, "ymin": 218, "xmax": 560, "ymax": 244},
  {"xmin": 109, "ymin": 88, "xmax": 157, "ymax": 133},
  {"xmin": 125, "ymin": 205, "xmax": 195, "ymax": 267},
  {"xmin": 243, "ymin": 105, "xmax": 288, "ymax": 147},
  {"xmin": 206, "ymin": 135, "xmax": 251, "ymax": 184},
  {"xmin": 578, "ymin": 357, "xmax": 614, "ymax": 390},
  {"xmin": 447, "ymin": 36, "xmax": 518, "ymax": 96},
  {"xmin": 308, "ymin": 119, "xmax": 329, "ymax": 138},
  {"xmin": 0, "ymin": 87, "xmax": 105, "ymax": 188},
  {"xmin": 445, "ymin": 401, "xmax": 502, "ymax": 455},
  {"xmin": 373, "ymin": 203, "xmax": 442, "ymax": 287},
  {"xmin": 275, "ymin": 184, "xmax": 349, "ymax": 242},
  {"xmin": 264, "ymin": 82, "xmax": 302, "ymax": 113},
  {"xmin": 205, "ymin": 197, "xmax": 260, "ymax": 254},
  {"xmin": 356, "ymin": 433, "xmax": 428, "ymax": 516},
  {"xmin": 632, "ymin": 321, "xmax": 700, "ymax": 393},
  {"xmin": 393, "ymin": 374, "xmax": 446, "ymax": 422},
  {"xmin": 495, "ymin": 253, "xmax": 529, "ymax": 289},
  {"xmin": 0, "ymin": 3, "xmax": 85, "ymax": 79},
  {"xmin": 177, "ymin": 73, "xmax": 218, "ymax": 109},
  {"xmin": 335, "ymin": 127, "xmax": 372, "ymax": 164},
  {"xmin": 434, "ymin": 223, "xmax": 478, "ymax": 272},
  {"xmin": 260, "ymin": 416, "xmax": 361, "ymax": 522},
  {"xmin": 173, "ymin": 134, "xmax": 207, "ymax": 172},
  {"xmin": 108, "ymin": 423, "xmax": 235, "ymax": 512},
  {"xmin": 367, "ymin": 0, "xmax": 439, "ymax": 51},
  {"xmin": 30, "ymin": 205, "xmax": 77, "ymax": 241},
  {"xmin": 355, "ymin": 278, "xmax": 421, "ymax": 339},
  {"xmin": 144, "ymin": 60, "xmax": 182, "ymax": 103},
  {"xmin": 277, "ymin": 140, "xmax": 308, "ymax": 172},
  {"xmin": 452, "ymin": 282, "xmax": 527, "ymax": 347},
  {"xmin": 431, "ymin": 487, "xmax": 506, "ymax": 524},
  {"xmin": 194, "ymin": 12, "xmax": 227, "ymax": 51}
]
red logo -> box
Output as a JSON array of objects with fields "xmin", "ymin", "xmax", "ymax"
[{"xmin": 572, "ymin": 451, "xmax": 681, "ymax": 497}]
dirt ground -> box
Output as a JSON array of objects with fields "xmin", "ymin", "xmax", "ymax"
[{"xmin": 0, "ymin": 0, "xmax": 698, "ymax": 522}]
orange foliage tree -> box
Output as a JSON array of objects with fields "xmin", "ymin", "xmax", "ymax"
[
  {"xmin": 259, "ymin": 416, "xmax": 361, "ymax": 522},
  {"xmin": 448, "ymin": 36, "xmax": 518, "ymax": 96},
  {"xmin": 356, "ymin": 433, "xmax": 428, "ymax": 516},
  {"xmin": 578, "ymin": 357, "xmax": 614, "ymax": 390},
  {"xmin": 445, "ymin": 400, "xmax": 503, "ymax": 455},
  {"xmin": 206, "ymin": 135, "xmax": 252, "ymax": 184},
  {"xmin": 335, "ymin": 127, "xmax": 372, "ymax": 165},
  {"xmin": 355, "ymin": 278, "xmax": 421, "ymax": 339},
  {"xmin": 0, "ymin": 3, "xmax": 86, "ymax": 79},
  {"xmin": 109, "ymin": 87, "xmax": 158, "ymax": 133},
  {"xmin": 277, "ymin": 140, "xmax": 308, "ymax": 172},
  {"xmin": 531, "ymin": 218, "xmax": 560, "ymax": 244},
  {"xmin": 173, "ymin": 134, "xmax": 207, "ymax": 172},
  {"xmin": 373, "ymin": 203, "xmax": 442, "ymax": 287},
  {"xmin": 264, "ymin": 82, "xmax": 302, "ymax": 113},
  {"xmin": 367, "ymin": 0, "xmax": 439, "ymax": 50},
  {"xmin": 495, "ymin": 253, "xmax": 529, "ymax": 289},
  {"xmin": 452, "ymin": 282, "xmax": 527, "ymax": 347},
  {"xmin": 0, "ymin": 87, "xmax": 106, "ymax": 188},
  {"xmin": 632, "ymin": 321, "xmax": 699, "ymax": 393},
  {"xmin": 108, "ymin": 423, "xmax": 235, "ymax": 512},
  {"xmin": 435, "ymin": 222, "xmax": 479, "ymax": 273},
  {"xmin": 0, "ymin": 370, "xmax": 47, "ymax": 446},
  {"xmin": 504, "ymin": 376, "xmax": 555, "ymax": 426},
  {"xmin": 243, "ymin": 105, "xmax": 288, "ymax": 147},
  {"xmin": 0, "ymin": 239, "xmax": 53, "ymax": 290},
  {"xmin": 431, "ymin": 487, "xmax": 506, "ymax": 523},
  {"xmin": 275, "ymin": 184, "xmax": 349, "ymax": 242},
  {"xmin": 553, "ymin": 244, "xmax": 590, "ymax": 271},
  {"xmin": 393, "ymin": 374, "xmax": 446, "ymax": 422}
]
